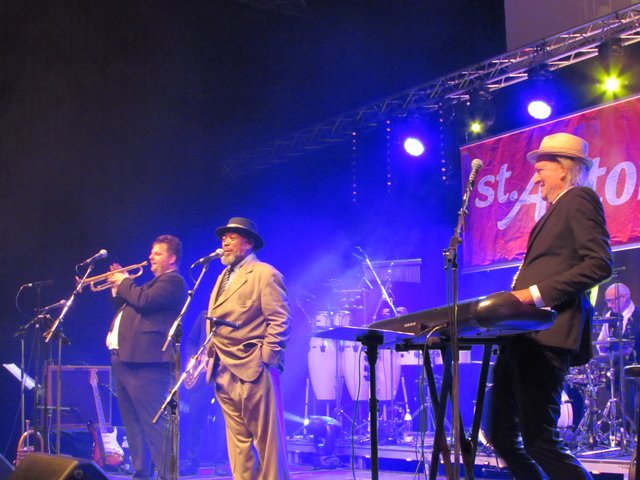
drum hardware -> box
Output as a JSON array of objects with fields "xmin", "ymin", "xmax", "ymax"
[{"xmin": 571, "ymin": 334, "xmax": 636, "ymax": 453}]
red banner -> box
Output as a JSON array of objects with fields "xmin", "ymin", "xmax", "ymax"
[{"xmin": 460, "ymin": 93, "xmax": 640, "ymax": 270}]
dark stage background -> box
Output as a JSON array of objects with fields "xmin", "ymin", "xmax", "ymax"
[{"xmin": 2, "ymin": 0, "xmax": 638, "ymax": 465}]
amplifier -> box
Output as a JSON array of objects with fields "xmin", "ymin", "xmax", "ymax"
[{"xmin": 47, "ymin": 365, "xmax": 112, "ymax": 430}]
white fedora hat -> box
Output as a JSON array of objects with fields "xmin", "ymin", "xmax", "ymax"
[{"xmin": 526, "ymin": 132, "xmax": 593, "ymax": 169}]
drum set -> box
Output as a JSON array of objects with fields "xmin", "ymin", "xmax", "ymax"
[{"xmin": 563, "ymin": 334, "xmax": 637, "ymax": 453}]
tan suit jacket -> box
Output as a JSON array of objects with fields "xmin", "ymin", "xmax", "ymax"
[{"xmin": 206, "ymin": 254, "xmax": 291, "ymax": 382}]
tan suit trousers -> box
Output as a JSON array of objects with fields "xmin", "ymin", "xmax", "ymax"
[{"xmin": 214, "ymin": 362, "xmax": 290, "ymax": 480}]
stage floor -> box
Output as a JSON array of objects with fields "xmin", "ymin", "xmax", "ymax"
[{"xmin": 103, "ymin": 437, "xmax": 633, "ymax": 479}]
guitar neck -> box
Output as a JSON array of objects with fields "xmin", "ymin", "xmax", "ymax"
[{"xmin": 91, "ymin": 381, "xmax": 109, "ymax": 432}]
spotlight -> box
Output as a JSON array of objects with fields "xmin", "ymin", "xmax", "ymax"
[
  {"xmin": 306, "ymin": 415, "xmax": 342, "ymax": 457},
  {"xmin": 465, "ymin": 87, "xmax": 495, "ymax": 135},
  {"xmin": 596, "ymin": 36, "xmax": 628, "ymax": 98},
  {"xmin": 525, "ymin": 64, "xmax": 555, "ymax": 120},
  {"xmin": 602, "ymin": 75, "xmax": 622, "ymax": 94},
  {"xmin": 403, "ymin": 137, "xmax": 425, "ymax": 157},
  {"xmin": 527, "ymin": 101, "xmax": 552, "ymax": 120}
]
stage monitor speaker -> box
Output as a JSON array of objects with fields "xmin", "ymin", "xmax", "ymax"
[
  {"xmin": 0, "ymin": 453, "xmax": 14, "ymax": 480},
  {"xmin": 9, "ymin": 453, "xmax": 107, "ymax": 480}
]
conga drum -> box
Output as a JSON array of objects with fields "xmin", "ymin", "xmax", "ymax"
[
  {"xmin": 341, "ymin": 342, "xmax": 401, "ymax": 401},
  {"xmin": 308, "ymin": 337, "xmax": 338, "ymax": 400}
]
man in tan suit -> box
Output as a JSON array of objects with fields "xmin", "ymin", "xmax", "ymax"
[{"xmin": 205, "ymin": 217, "xmax": 291, "ymax": 480}]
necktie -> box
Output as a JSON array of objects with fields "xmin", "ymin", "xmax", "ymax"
[{"xmin": 216, "ymin": 268, "xmax": 232, "ymax": 301}]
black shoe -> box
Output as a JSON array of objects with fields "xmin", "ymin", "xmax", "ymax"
[{"xmin": 179, "ymin": 461, "xmax": 200, "ymax": 476}]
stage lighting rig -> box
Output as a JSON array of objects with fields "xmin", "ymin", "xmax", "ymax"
[
  {"xmin": 525, "ymin": 63, "xmax": 556, "ymax": 120},
  {"xmin": 597, "ymin": 36, "xmax": 628, "ymax": 97},
  {"xmin": 465, "ymin": 87, "xmax": 495, "ymax": 135}
]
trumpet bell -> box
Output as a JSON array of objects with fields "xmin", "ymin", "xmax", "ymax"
[{"xmin": 77, "ymin": 261, "xmax": 148, "ymax": 292}]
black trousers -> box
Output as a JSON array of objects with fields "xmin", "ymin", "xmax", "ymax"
[
  {"xmin": 112, "ymin": 356, "xmax": 172, "ymax": 480},
  {"xmin": 487, "ymin": 337, "xmax": 592, "ymax": 480}
]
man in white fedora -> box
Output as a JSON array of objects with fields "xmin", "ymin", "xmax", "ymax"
[{"xmin": 487, "ymin": 133, "xmax": 613, "ymax": 479}]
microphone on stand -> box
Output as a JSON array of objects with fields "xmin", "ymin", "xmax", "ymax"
[
  {"xmin": 78, "ymin": 249, "xmax": 108, "ymax": 267},
  {"xmin": 465, "ymin": 158, "xmax": 484, "ymax": 192},
  {"xmin": 191, "ymin": 248, "xmax": 224, "ymax": 267},
  {"xmin": 21, "ymin": 280, "xmax": 54, "ymax": 288},
  {"xmin": 207, "ymin": 317, "xmax": 240, "ymax": 330},
  {"xmin": 38, "ymin": 299, "xmax": 67, "ymax": 313}
]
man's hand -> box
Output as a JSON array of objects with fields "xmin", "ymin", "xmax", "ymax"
[
  {"xmin": 107, "ymin": 263, "xmax": 129, "ymax": 293},
  {"xmin": 511, "ymin": 288, "xmax": 535, "ymax": 305}
]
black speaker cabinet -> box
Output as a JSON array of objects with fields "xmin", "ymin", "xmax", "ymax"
[
  {"xmin": 9, "ymin": 453, "xmax": 108, "ymax": 480},
  {"xmin": 47, "ymin": 365, "xmax": 112, "ymax": 430},
  {"xmin": 0, "ymin": 453, "xmax": 14, "ymax": 480}
]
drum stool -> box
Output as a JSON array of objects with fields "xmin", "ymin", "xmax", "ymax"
[{"xmin": 624, "ymin": 365, "xmax": 640, "ymax": 480}]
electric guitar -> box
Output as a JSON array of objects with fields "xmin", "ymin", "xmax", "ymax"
[
  {"xmin": 89, "ymin": 369, "xmax": 124, "ymax": 467},
  {"xmin": 184, "ymin": 350, "xmax": 209, "ymax": 389}
]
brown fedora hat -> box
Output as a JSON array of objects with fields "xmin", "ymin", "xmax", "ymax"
[
  {"xmin": 526, "ymin": 132, "xmax": 593, "ymax": 169},
  {"xmin": 216, "ymin": 217, "xmax": 264, "ymax": 250}
]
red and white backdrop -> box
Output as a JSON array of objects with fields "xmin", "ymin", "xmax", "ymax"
[{"xmin": 459, "ymin": 93, "xmax": 640, "ymax": 271}]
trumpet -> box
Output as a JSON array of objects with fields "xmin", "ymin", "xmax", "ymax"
[
  {"xmin": 79, "ymin": 261, "xmax": 148, "ymax": 292},
  {"xmin": 16, "ymin": 419, "xmax": 44, "ymax": 465}
]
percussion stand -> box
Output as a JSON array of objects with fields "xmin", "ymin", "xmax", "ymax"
[
  {"xmin": 573, "ymin": 374, "xmax": 608, "ymax": 453},
  {"xmin": 313, "ymin": 326, "xmax": 412, "ymax": 480},
  {"xmin": 331, "ymin": 338, "xmax": 354, "ymax": 430},
  {"xmin": 597, "ymin": 336, "xmax": 630, "ymax": 451}
]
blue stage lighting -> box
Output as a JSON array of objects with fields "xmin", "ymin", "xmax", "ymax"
[
  {"xmin": 527, "ymin": 100, "xmax": 552, "ymax": 120},
  {"xmin": 403, "ymin": 137, "xmax": 425, "ymax": 157},
  {"xmin": 525, "ymin": 64, "xmax": 555, "ymax": 121}
]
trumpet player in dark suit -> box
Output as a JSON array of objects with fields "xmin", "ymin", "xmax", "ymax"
[
  {"xmin": 487, "ymin": 133, "xmax": 613, "ymax": 479},
  {"xmin": 106, "ymin": 235, "xmax": 186, "ymax": 480}
]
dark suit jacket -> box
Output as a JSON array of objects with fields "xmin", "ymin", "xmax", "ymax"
[
  {"xmin": 113, "ymin": 270, "xmax": 186, "ymax": 363},
  {"xmin": 513, "ymin": 186, "xmax": 612, "ymax": 365}
]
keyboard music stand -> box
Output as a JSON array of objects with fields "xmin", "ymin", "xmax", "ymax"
[{"xmin": 313, "ymin": 326, "xmax": 413, "ymax": 480}]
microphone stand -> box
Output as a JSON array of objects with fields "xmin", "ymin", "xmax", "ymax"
[
  {"xmin": 159, "ymin": 259, "xmax": 212, "ymax": 480},
  {"xmin": 153, "ymin": 320, "xmax": 239, "ymax": 478},
  {"xmin": 357, "ymin": 248, "xmax": 398, "ymax": 318},
  {"xmin": 442, "ymin": 169, "xmax": 477, "ymax": 480},
  {"xmin": 43, "ymin": 268, "xmax": 85, "ymax": 455},
  {"xmin": 44, "ymin": 264, "xmax": 94, "ymax": 343}
]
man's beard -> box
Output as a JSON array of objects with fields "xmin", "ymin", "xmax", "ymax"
[{"xmin": 221, "ymin": 253, "xmax": 244, "ymax": 266}]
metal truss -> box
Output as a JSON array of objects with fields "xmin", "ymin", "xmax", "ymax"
[{"xmin": 224, "ymin": 4, "xmax": 640, "ymax": 173}]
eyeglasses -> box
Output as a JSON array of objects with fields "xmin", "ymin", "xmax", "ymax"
[{"xmin": 605, "ymin": 295, "xmax": 626, "ymax": 304}]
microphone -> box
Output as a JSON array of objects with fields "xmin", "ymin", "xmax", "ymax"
[
  {"xmin": 191, "ymin": 248, "xmax": 224, "ymax": 267},
  {"xmin": 22, "ymin": 280, "xmax": 54, "ymax": 288},
  {"xmin": 207, "ymin": 317, "xmax": 240, "ymax": 330},
  {"xmin": 38, "ymin": 299, "xmax": 67, "ymax": 313},
  {"xmin": 78, "ymin": 249, "xmax": 108, "ymax": 267},
  {"xmin": 465, "ymin": 158, "xmax": 484, "ymax": 191}
]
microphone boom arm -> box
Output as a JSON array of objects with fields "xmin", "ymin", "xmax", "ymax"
[{"xmin": 358, "ymin": 248, "xmax": 399, "ymax": 318}]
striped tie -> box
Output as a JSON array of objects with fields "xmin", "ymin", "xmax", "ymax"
[{"xmin": 216, "ymin": 267, "xmax": 232, "ymax": 301}]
